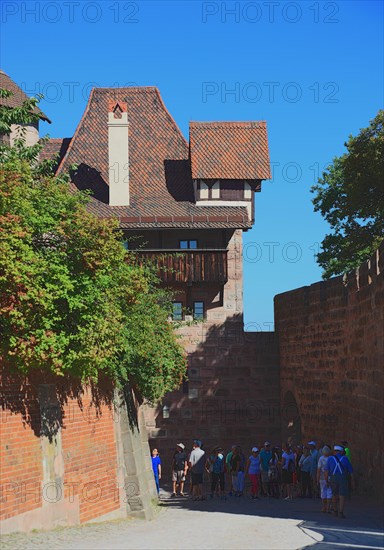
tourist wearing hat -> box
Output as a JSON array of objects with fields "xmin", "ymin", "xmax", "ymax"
[
  {"xmin": 246, "ymin": 447, "xmax": 261, "ymax": 499},
  {"xmin": 259, "ymin": 442, "xmax": 272, "ymax": 496},
  {"xmin": 325, "ymin": 445, "xmax": 354, "ymax": 518},
  {"xmin": 188, "ymin": 440, "xmax": 206, "ymax": 501},
  {"xmin": 171, "ymin": 443, "xmax": 188, "ymax": 497},
  {"xmin": 206, "ymin": 446, "xmax": 226, "ymax": 499},
  {"xmin": 317, "ymin": 445, "xmax": 332, "ymax": 513}
]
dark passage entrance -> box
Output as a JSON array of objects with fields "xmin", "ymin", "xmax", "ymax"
[{"xmin": 281, "ymin": 391, "xmax": 301, "ymax": 445}]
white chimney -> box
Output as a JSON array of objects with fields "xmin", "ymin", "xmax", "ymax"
[{"xmin": 108, "ymin": 100, "xmax": 129, "ymax": 206}]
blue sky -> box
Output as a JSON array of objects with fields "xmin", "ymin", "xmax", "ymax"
[{"xmin": 1, "ymin": 0, "xmax": 383, "ymax": 328}]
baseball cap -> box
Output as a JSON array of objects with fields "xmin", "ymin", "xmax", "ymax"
[
  {"xmin": 252, "ymin": 447, "xmax": 259, "ymax": 452},
  {"xmin": 177, "ymin": 443, "xmax": 185, "ymax": 449},
  {"xmin": 334, "ymin": 445, "xmax": 344, "ymax": 451},
  {"xmin": 193, "ymin": 439, "xmax": 202, "ymax": 447},
  {"xmin": 308, "ymin": 441, "xmax": 316, "ymax": 446},
  {"xmin": 264, "ymin": 441, "xmax": 271, "ymax": 446}
]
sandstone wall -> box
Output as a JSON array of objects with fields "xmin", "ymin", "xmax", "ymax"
[
  {"xmin": 0, "ymin": 371, "xmax": 157, "ymax": 534},
  {"xmin": 144, "ymin": 320, "xmax": 281, "ymax": 472},
  {"xmin": 144, "ymin": 228, "xmax": 281, "ymax": 469},
  {"xmin": 275, "ymin": 242, "xmax": 384, "ymax": 498}
]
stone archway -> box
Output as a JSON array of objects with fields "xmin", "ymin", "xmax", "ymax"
[{"xmin": 281, "ymin": 391, "xmax": 302, "ymax": 446}]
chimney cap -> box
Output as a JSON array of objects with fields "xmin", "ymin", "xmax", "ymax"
[{"xmin": 108, "ymin": 99, "xmax": 128, "ymax": 113}]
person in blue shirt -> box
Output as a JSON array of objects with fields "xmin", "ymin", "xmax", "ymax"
[
  {"xmin": 151, "ymin": 448, "xmax": 162, "ymax": 495},
  {"xmin": 325, "ymin": 445, "xmax": 354, "ymax": 518}
]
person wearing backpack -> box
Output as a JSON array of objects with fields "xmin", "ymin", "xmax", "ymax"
[
  {"xmin": 325, "ymin": 445, "xmax": 354, "ymax": 518},
  {"xmin": 171, "ymin": 443, "xmax": 188, "ymax": 497},
  {"xmin": 206, "ymin": 446, "xmax": 226, "ymax": 499},
  {"xmin": 281, "ymin": 443, "xmax": 295, "ymax": 501}
]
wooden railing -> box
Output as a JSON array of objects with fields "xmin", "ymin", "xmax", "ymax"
[{"xmin": 134, "ymin": 249, "xmax": 228, "ymax": 284}]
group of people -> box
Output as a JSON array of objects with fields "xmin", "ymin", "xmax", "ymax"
[{"xmin": 151, "ymin": 439, "xmax": 354, "ymax": 518}]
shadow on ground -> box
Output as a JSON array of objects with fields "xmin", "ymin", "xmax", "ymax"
[{"xmin": 159, "ymin": 484, "xmax": 384, "ymax": 550}]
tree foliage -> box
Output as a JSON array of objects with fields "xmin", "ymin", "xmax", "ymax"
[
  {"xmin": 311, "ymin": 110, "xmax": 384, "ymax": 278},
  {"xmin": 0, "ymin": 91, "xmax": 186, "ymax": 402}
]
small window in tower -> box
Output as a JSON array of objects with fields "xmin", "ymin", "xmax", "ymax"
[
  {"xmin": 244, "ymin": 181, "xmax": 252, "ymax": 199},
  {"xmin": 180, "ymin": 240, "xmax": 198, "ymax": 249},
  {"xmin": 193, "ymin": 301, "xmax": 204, "ymax": 320},
  {"xmin": 172, "ymin": 302, "xmax": 183, "ymax": 321}
]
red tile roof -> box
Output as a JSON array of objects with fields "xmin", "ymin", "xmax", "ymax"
[
  {"xmin": 52, "ymin": 87, "xmax": 270, "ymax": 229},
  {"xmin": 40, "ymin": 138, "xmax": 71, "ymax": 170},
  {"xmin": 0, "ymin": 70, "xmax": 51, "ymax": 122},
  {"xmin": 189, "ymin": 121, "xmax": 270, "ymax": 180}
]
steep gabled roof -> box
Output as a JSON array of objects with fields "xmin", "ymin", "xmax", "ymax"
[
  {"xmin": 56, "ymin": 87, "xmax": 254, "ymax": 229},
  {"xmin": 189, "ymin": 121, "xmax": 270, "ymax": 180},
  {"xmin": 0, "ymin": 70, "xmax": 51, "ymax": 123}
]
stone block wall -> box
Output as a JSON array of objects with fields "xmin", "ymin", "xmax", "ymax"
[
  {"xmin": 144, "ymin": 228, "xmax": 281, "ymax": 469},
  {"xmin": 275, "ymin": 242, "xmax": 384, "ymax": 498},
  {"xmin": 144, "ymin": 318, "xmax": 281, "ymax": 473},
  {"xmin": 0, "ymin": 370, "xmax": 157, "ymax": 534}
]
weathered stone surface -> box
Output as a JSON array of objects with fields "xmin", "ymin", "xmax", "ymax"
[{"xmin": 275, "ymin": 241, "xmax": 384, "ymax": 499}]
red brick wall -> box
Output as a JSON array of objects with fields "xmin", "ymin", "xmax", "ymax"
[
  {"xmin": 275, "ymin": 243, "xmax": 384, "ymax": 497},
  {"xmin": 0, "ymin": 371, "xmax": 120, "ymax": 526},
  {"xmin": 60, "ymin": 387, "xmax": 119, "ymax": 523},
  {"xmin": 0, "ymin": 385, "xmax": 42, "ymax": 520}
]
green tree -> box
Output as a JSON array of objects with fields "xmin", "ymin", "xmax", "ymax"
[
  {"xmin": 0, "ymin": 91, "xmax": 186, "ymax": 402},
  {"xmin": 311, "ymin": 110, "xmax": 384, "ymax": 278}
]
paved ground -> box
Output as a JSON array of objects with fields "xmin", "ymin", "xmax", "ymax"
[{"xmin": 1, "ymin": 490, "xmax": 383, "ymax": 550}]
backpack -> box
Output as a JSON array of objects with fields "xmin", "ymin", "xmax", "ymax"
[
  {"xmin": 268, "ymin": 463, "xmax": 278, "ymax": 481},
  {"xmin": 173, "ymin": 451, "xmax": 186, "ymax": 471}
]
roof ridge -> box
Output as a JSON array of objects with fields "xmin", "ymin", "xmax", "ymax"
[
  {"xmin": 93, "ymin": 86, "xmax": 159, "ymax": 93},
  {"xmin": 47, "ymin": 137, "xmax": 70, "ymax": 142},
  {"xmin": 190, "ymin": 121, "xmax": 267, "ymax": 126}
]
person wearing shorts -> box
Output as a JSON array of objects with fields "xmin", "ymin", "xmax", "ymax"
[
  {"xmin": 188, "ymin": 440, "xmax": 206, "ymax": 501},
  {"xmin": 281, "ymin": 443, "xmax": 295, "ymax": 500},
  {"xmin": 317, "ymin": 445, "xmax": 332, "ymax": 512},
  {"xmin": 325, "ymin": 445, "xmax": 354, "ymax": 518},
  {"xmin": 171, "ymin": 443, "xmax": 188, "ymax": 497}
]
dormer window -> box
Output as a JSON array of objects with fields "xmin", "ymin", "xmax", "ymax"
[
  {"xmin": 196, "ymin": 180, "xmax": 220, "ymax": 200},
  {"xmin": 212, "ymin": 180, "xmax": 220, "ymax": 198},
  {"xmin": 198, "ymin": 180, "xmax": 209, "ymax": 199}
]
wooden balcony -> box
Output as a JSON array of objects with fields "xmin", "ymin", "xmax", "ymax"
[{"xmin": 135, "ymin": 249, "xmax": 228, "ymax": 284}]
